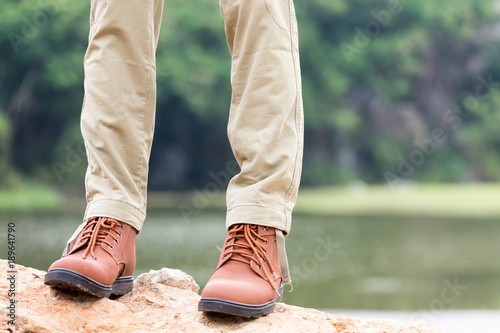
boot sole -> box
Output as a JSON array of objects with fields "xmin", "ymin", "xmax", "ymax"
[
  {"xmin": 44, "ymin": 268, "xmax": 133, "ymax": 298},
  {"xmin": 198, "ymin": 284, "xmax": 283, "ymax": 318}
]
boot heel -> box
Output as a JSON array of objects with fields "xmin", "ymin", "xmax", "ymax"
[{"xmin": 110, "ymin": 276, "xmax": 134, "ymax": 298}]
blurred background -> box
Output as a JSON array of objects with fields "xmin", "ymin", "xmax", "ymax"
[{"xmin": 2, "ymin": 0, "xmax": 500, "ymax": 331}]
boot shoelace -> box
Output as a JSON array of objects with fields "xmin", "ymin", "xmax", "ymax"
[
  {"xmin": 222, "ymin": 224, "xmax": 281, "ymax": 297},
  {"xmin": 78, "ymin": 217, "xmax": 124, "ymax": 259}
]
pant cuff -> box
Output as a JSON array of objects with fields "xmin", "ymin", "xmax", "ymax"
[
  {"xmin": 226, "ymin": 204, "xmax": 291, "ymax": 234},
  {"xmin": 84, "ymin": 199, "xmax": 145, "ymax": 232}
]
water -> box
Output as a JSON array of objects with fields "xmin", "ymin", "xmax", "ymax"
[{"xmin": 2, "ymin": 209, "xmax": 500, "ymax": 314}]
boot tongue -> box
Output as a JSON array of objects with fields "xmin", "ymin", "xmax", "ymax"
[
  {"xmin": 229, "ymin": 225, "xmax": 256, "ymax": 262},
  {"xmin": 67, "ymin": 218, "xmax": 98, "ymax": 255},
  {"xmin": 79, "ymin": 217, "xmax": 119, "ymax": 259}
]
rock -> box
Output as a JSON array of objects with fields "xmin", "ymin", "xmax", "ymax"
[
  {"xmin": 0, "ymin": 260, "xmax": 440, "ymax": 333},
  {"xmin": 134, "ymin": 267, "xmax": 200, "ymax": 293}
]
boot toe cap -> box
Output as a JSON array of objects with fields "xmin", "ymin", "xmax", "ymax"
[
  {"xmin": 201, "ymin": 276, "xmax": 274, "ymax": 305},
  {"xmin": 48, "ymin": 256, "xmax": 115, "ymax": 286}
]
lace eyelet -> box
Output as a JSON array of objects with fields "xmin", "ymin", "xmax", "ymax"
[
  {"xmin": 260, "ymin": 257, "xmax": 266, "ymax": 262},
  {"xmin": 119, "ymin": 224, "xmax": 124, "ymax": 229},
  {"xmin": 257, "ymin": 265, "xmax": 262, "ymax": 269},
  {"xmin": 117, "ymin": 233, "xmax": 122, "ymax": 238},
  {"xmin": 223, "ymin": 255, "xmax": 227, "ymax": 260},
  {"xmin": 264, "ymin": 239, "xmax": 268, "ymax": 244},
  {"xmin": 108, "ymin": 245, "xmax": 114, "ymax": 250},
  {"xmin": 264, "ymin": 227, "xmax": 269, "ymax": 232},
  {"xmin": 264, "ymin": 250, "xmax": 268, "ymax": 254},
  {"xmin": 114, "ymin": 239, "xmax": 119, "ymax": 244}
]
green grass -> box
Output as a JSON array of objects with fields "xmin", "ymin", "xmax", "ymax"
[
  {"xmin": 0, "ymin": 182, "xmax": 62, "ymax": 211},
  {"xmin": 295, "ymin": 183, "xmax": 500, "ymax": 218},
  {"xmin": 4, "ymin": 182, "xmax": 500, "ymax": 218},
  {"xmin": 149, "ymin": 183, "xmax": 500, "ymax": 219}
]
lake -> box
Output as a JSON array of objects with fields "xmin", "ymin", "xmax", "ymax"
[{"xmin": 2, "ymin": 209, "xmax": 499, "ymax": 315}]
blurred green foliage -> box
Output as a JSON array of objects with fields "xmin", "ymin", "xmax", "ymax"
[
  {"xmin": 2, "ymin": 0, "xmax": 500, "ymax": 191},
  {"xmin": 0, "ymin": 109, "xmax": 11, "ymax": 187}
]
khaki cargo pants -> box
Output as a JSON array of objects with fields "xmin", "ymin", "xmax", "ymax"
[{"xmin": 68, "ymin": 0, "xmax": 304, "ymax": 283}]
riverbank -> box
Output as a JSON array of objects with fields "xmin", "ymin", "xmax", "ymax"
[
  {"xmin": 0, "ymin": 182, "xmax": 61, "ymax": 211},
  {"xmin": 3, "ymin": 182, "xmax": 500, "ymax": 219},
  {"xmin": 146, "ymin": 183, "xmax": 500, "ymax": 219},
  {"xmin": 295, "ymin": 183, "xmax": 500, "ymax": 219}
]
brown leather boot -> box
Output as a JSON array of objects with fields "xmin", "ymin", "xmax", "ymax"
[
  {"xmin": 44, "ymin": 217, "xmax": 137, "ymax": 298},
  {"xmin": 198, "ymin": 224, "xmax": 283, "ymax": 318}
]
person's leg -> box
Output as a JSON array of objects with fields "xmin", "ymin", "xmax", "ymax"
[
  {"xmin": 223, "ymin": 0, "xmax": 303, "ymax": 236},
  {"xmin": 82, "ymin": 0, "xmax": 163, "ymax": 234},
  {"xmin": 44, "ymin": 0, "xmax": 164, "ymax": 298},
  {"xmin": 199, "ymin": 0, "xmax": 303, "ymax": 317}
]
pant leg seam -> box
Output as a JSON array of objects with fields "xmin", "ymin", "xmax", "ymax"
[
  {"xmin": 137, "ymin": 3, "xmax": 154, "ymax": 209},
  {"xmin": 283, "ymin": 0, "xmax": 303, "ymax": 231}
]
